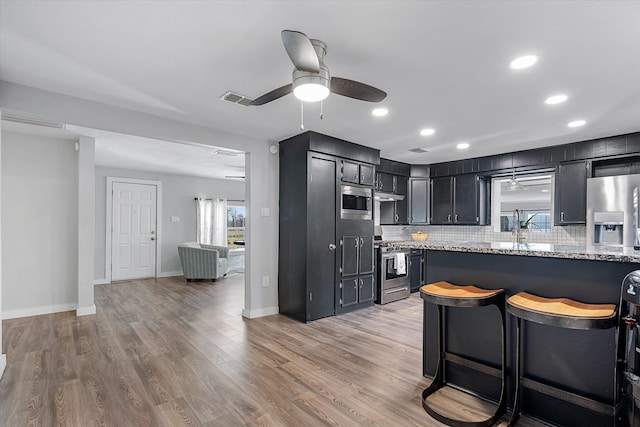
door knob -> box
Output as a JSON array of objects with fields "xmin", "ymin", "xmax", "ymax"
[
  {"xmin": 329, "ymin": 243, "xmax": 336, "ymax": 250},
  {"xmin": 151, "ymin": 237, "xmax": 156, "ymax": 241}
]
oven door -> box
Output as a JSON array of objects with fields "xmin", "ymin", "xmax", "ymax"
[{"xmin": 381, "ymin": 252, "xmax": 409, "ymax": 289}]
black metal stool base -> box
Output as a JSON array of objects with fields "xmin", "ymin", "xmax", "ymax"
[
  {"xmin": 506, "ymin": 292, "xmax": 620, "ymax": 426},
  {"xmin": 420, "ymin": 286, "xmax": 507, "ymax": 427}
]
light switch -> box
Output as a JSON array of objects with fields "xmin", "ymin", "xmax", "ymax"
[
  {"xmin": 171, "ymin": 216, "xmax": 180, "ymax": 222},
  {"xmin": 261, "ymin": 208, "xmax": 270, "ymax": 217}
]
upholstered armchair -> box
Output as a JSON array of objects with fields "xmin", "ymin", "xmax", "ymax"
[{"xmin": 178, "ymin": 242, "xmax": 229, "ymax": 282}]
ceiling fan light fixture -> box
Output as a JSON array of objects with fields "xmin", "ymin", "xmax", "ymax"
[{"xmin": 292, "ymin": 68, "xmax": 330, "ymax": 102}]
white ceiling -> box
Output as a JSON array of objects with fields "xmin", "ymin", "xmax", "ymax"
[{"xmin": 1, "ymin": 1, "xmax": 640, "ymax": 167}]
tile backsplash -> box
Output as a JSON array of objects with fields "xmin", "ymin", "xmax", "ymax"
[{"xmin": 381, "ymin": 224, "xmax": 587, "ymax": 246}]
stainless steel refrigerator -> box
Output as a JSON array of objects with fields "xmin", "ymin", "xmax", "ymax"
[{"xmin": 586, "ymin": 174, "xmax": 640, "ymax": 248}]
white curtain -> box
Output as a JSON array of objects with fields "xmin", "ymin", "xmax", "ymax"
[{"xmin": 196, "ymin": 198, "xmax": 227, "ymax": 246}]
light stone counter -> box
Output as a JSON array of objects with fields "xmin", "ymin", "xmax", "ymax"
[{"xmin": 380, "ymin": 240, "xmax": 640, "ymax": 263}]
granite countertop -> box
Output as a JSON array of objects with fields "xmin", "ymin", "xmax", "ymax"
[{"xmin": 380, "ymin": 239, "xmax": 640, "ymax": 263}]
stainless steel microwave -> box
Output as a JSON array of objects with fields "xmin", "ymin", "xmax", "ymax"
[{"xmin": 341, "ymin": 185, "xmax": 372, "ymax": 220}]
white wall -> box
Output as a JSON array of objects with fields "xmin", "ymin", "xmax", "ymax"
[
  {"xmin": 0, "ymin": 114, "xmax": 5, "ymax": 377},
  {"xmin": 0, "ymin": 81, "xmax": 279, "ymax": 318},
  {"xmin": 1, "ymin": 130, "xmax": 79, "ymax": 318},
  {"xmin": 94, "ymin": 166, "xmax": 245, "ymax": 280}
]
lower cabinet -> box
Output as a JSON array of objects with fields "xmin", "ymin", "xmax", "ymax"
[
  {"xmin": 409, "ymin": 250, "xmax": 423, "ymax": 293},
  {"xmin": 340, "ymin": 275, "xmax": 375, "ymax": 307}
]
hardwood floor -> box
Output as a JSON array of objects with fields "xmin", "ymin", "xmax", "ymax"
[{"xmin": 1, "ymin": 275, "xmax": 545, "ymax": 426}]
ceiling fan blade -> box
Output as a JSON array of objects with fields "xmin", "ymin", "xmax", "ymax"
[
  {"xmin": 330, "ymin": 77, "xmax": 387, "ymax": 102},
  {"xmin": 281, "ymin": 30, "xmax": 320, "ymax": 73},
  {"xmin": 250, "ymin": 84, "xmax": 293, "ymax": 106}
]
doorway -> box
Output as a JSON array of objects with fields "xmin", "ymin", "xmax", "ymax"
[{"xmin": 106, "ymin": 178, "xmax": 162, "ymax": 282}]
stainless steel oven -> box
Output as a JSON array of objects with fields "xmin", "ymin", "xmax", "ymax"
[
  {"xmin": 377, "ymin": 247, "xmax": 410, "ymax": 304},
  {"xmin": 341, "ymin": 185, "xmax": 372, "ymax": 220}
]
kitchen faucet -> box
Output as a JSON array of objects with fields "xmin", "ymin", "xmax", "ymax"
[{"xmin": 512, "ymin": 209, "xmax": 525, "ymax": 244}]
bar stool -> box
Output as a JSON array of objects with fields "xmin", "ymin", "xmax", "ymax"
[
  {"xmin": 420, "ymin": 281, "xmax": 507, "ymax": 427},
  {"xmin": 506, "ymin": 292, "xmax": 620, "ymax": 426}
]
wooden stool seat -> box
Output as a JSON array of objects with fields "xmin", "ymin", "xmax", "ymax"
[
  {"xmin": 420, "ymin": 281, "xmax": 505, "ymax": 308},
  {"xmin": 507, "ymin": 292, "xmax": 617, "ymax": 330}
]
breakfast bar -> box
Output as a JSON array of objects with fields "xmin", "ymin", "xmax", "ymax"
[{"xmin": 382, "ymin": 240, "xmax": 640, "ymax": 425}]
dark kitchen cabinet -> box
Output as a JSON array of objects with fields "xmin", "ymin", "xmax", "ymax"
[
  {"xmin": 396, "ymin": 177, "xmax": 408, "ymax": 223},
  {"xmin": 279, "ymin": 131, "xmax": 379, "ymax": 322},
  {"xmin": 340, "ymin": 278, "xmax": 359, "ymax": 308},
  {"xmin": 279, "ymin": 148, "xmax": 337, "ymax": 322},
  {"xmin": 359, "ymin": 164, "xmax": 376, "ymax": 186},
  {"xmin": 431, "ymin": 177, "xmax": 454, "ymax": 224},
  {"xmin": 342, "ymin": 160, "xmax": 375, "ymax": 186},
  {"xmin": 409, "ymin": 250, "xmax": 423, "ymax": 293},
  {"xmin": 339, "ymin": 235, "xmax": 375, "ymax": 310},
  {"xmin": 340, "ymin": 275, "xmax": 374, "ymax": 306},
  {"xmin": 431, "ymin": 174, "xmax": 487, "ymax": 225},
  {"xmin": 410, "ymin": 178, "xmax": 429, "ymax": 224},
  {"xmin": 378, "ymin": 173, "xmax": 408, "ymax": 225},
  {"xmin": 376, "ymin": 172, "xmax": 395, "ymax": 192},
  {"xmin": 340, "ymin": 235, "xmax": 374, "ymax": 276},
  {"xmin": 555, "ymin": 160, "xmax": 589, "ymax": 225}
]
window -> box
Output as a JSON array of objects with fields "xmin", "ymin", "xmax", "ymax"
[
  {"xmin": 491, "ymin": 172, "xmax": 554, "ymax": 232},
  {"xmin": 227, "ymin": 203, "xmax": 246, "ymax": 247}
]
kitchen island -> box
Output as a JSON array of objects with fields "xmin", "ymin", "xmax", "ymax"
[{"xmin": 383, "ymin": 240, "xmax": 639, "ymax": 426}]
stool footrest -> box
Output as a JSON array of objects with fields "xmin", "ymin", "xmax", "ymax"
[
  {"xmin": 521, "ymin": 377, "xmax": 615, "ymax": 416},
  {"xmin": 445, "ymin": 352, "xmax": 503, "ymax": 379}
]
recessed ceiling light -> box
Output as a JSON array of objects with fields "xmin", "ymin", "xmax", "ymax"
[
  {"xmin": 509, "ymin": 55, "xmax": 538, "ymax": 70},
  {"xmin": 457, "ymin": 143, "xmax": 470, "ymax": 150},
  {"xmin": 372, "ymin": 108, "xmax": 388, "ymax": 117},
  {"xmin": 420, "ymin": 128, "xmax": 435, "ymax": 136},
  {"xmin": 545, "ymin": 94, "xmax": 568, "ymax": 105},
  {"xmin": 568, "ymin": 120, "xmax": 586, "ymax": 128}
]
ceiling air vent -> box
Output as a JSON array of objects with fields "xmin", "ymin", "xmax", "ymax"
[
  {"xmin": 409, "ymin": 147, "xmax": 430, "ymax": 153},
  {"xmin": 220, "ymin": 91, "xmax": 253, "ymax": 107},
  {"xmin": 212, "ymin": 148, "xmax": 241, "ymax": 157}
]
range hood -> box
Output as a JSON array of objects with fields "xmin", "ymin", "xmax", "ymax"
[{"xmin": 374, "ymin": 191, "xmax": 405, "ymax": 202}]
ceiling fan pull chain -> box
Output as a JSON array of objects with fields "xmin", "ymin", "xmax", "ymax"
[
  {"xmin": 300, "ymin": 101, "xmax": 305, "ymax": 130},
  {"xmin": 320, "ymin": 100, "xmax": 324, "ymax": 120}
]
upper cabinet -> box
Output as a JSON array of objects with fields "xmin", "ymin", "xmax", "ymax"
[
  {"xmin": 341, "ymin": 160, "xmax": 376, "ymax": 186},
  {"xmin": 410, "ymin": 178, "xmax": 429, "ymax": 224},
  {"xmin": 555, "ymin": 160, "xmax": 589, "ymax": 225},
  {"xmin": 431, "ymin": 174, "xmax": 488, "ymax": 225}
]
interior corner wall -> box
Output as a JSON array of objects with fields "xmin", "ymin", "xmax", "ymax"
[
  {"xmin": 1, "ymin": 130, "xmax": 79, "ymax": 318},
  {"xmin": 94, "ymin": 166, "xmax": 245, "ymax": 280}
]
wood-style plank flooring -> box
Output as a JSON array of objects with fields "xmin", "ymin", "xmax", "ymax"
[{"xmin": 1, "ymin": 275, "xmax": 544, "ymax": 426}]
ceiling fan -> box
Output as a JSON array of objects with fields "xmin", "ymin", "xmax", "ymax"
[{"xmin": 250, "ymin": 30, "xmax": 387, "ymax": 106}]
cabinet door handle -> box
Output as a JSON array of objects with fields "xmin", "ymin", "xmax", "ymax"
[
  {"xmin": 561, "ymin": 212, "xmax": 565, "ymax": 221},
  {"xmin": 455, "ymin": 214, "xmax": 459, "ymax": 223},
  {"xmin": 329, "ymin": 243, "xmax": 336, "ymax": 251},
  {"xmin": 447, "ymin": 214, "xmax": 451, "ymax": 223},
  {"xmin": 360, "ymin": 237, "xmax": 364, "ymax": 247},
  {"xmin": 395, "ymin": 214, "xmax": 399, "ymax": 222},
  {"xmin": 359, "ymin": 278, "xmax": 363, "ymax": 288}
]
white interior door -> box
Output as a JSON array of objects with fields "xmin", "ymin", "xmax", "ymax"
[{"xmin": 112, "ymin": 182, "xmax": 157, "ymax": 281}]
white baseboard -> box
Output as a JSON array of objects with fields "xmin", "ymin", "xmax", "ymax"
[
  {"xmin": 0, "ymin": 354, "xmax": 6, "ymax": 380},
  {"xmin": 94, "ymin": 278, "xmax": 110, "ymax": 285},
  {"xmin": 2, "ymin": 303, "xmax": 77, "ymax": 320},
  {"xmin": 77, "ymin": 304, "xmax": 97, "ymax": 316},
  {"xmin": 157, "ymin": 270, "xmax": 183, "ymax": 278},
  {"xmin": 242, "ymin": 306, "xmax": 279, "ymax": 319}
]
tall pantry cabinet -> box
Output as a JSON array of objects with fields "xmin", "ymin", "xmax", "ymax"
[{"xmin": 278, "ymin": 131, "xmax": 379, "ymax": 322}]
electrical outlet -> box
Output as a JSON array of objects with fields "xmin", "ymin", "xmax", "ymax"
[
  {"xmin": 261, "ymin": 207, "xmax": 270, "ymax": 217},
  {"xmin": 262, "ymin": 276, "xmax": 270, "ymax": 287},
  {"xmin": 171, "ymin": 216, "xmax": 180, "ymax": 222}
]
